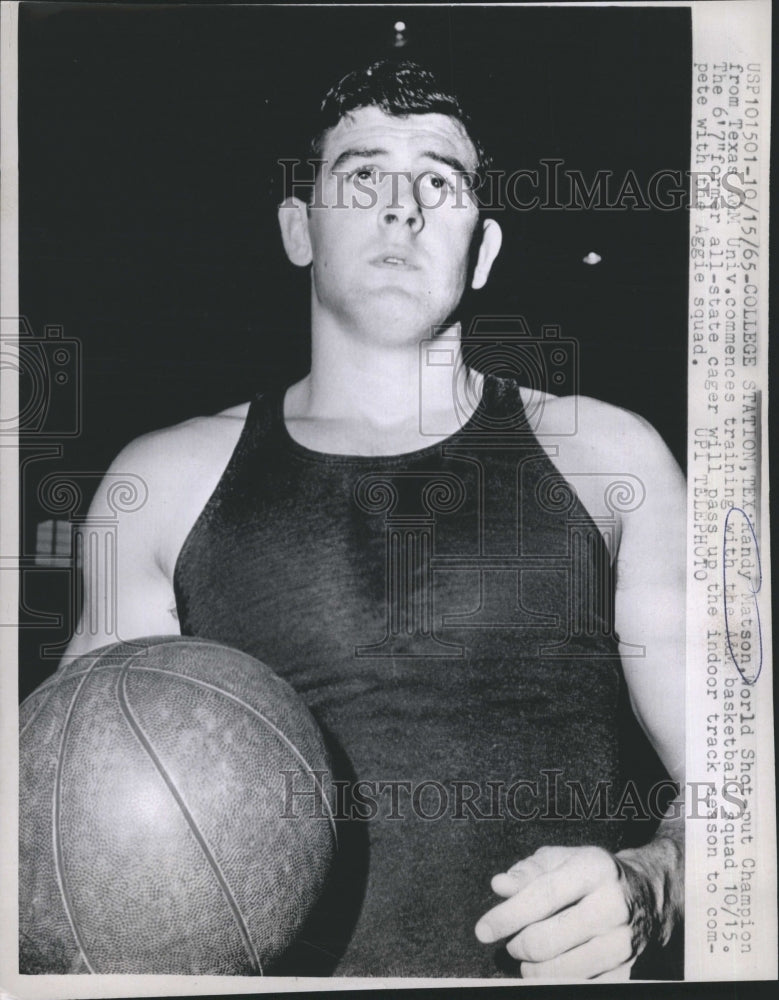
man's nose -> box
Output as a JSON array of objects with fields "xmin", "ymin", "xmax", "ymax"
[{"xmin": 379, "ymin": 173, "xmax": 424, "ymax": 232}]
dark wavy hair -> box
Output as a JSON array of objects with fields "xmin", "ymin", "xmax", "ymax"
[{"xmin": 308, "ymin": 59, "xmax": 491, "ymax": 195}]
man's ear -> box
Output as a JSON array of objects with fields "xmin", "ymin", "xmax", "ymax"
[
  {"xmin": 470, "ymin": 218, "xmax": 502, "ymax": 290},
  {"xmin": 278, "ymin": 197, "xmax": 313, "ymax": 266}
]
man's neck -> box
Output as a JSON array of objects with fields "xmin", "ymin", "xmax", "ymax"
[{"xmin": 292, "ymin": 322, "xmax": 480, "ymax": 436}]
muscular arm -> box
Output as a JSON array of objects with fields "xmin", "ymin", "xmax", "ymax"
[
  {"xmin": 611, "ymin": 411, "xmax": 686, "ymax": 949},
  {"xmin": 475, "ymin": 403, "xmax": 686, "ymax": 979},
  {"xmin": 61, "ymin": 435, "xmax": 182, "ymax": 662},
  {"xmin": 61, "ymin": 409, "xmax": 247, "ymax": 662},
  {"xmin": 615, "ymin": 413, "xmax": 686, "ymax": 786}
]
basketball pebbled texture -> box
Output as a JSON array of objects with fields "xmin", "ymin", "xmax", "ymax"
[{"xmin": 19, "ymin": 636, "xmax": 336, "ymax": 975}]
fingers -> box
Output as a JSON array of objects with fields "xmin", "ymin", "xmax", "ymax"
[
  {"xmin": 476, "ymin": 846, "xmax": 618, "ymax": 944},
  {"xmin": 590, "ymin": 960, "xmax": 635, "ymax": 982},
  {"xmin": 518, "ymin": 925, "xmax": 634, "ymax": 980},
  {"xmin": 491, "ymin": 846, "xmax": 571, "ymax": 897},
  {"xmin": 476, "ymin": 845, "xmax": 635, "ymax": 980},
  {"xmin": 491, "ymin": 861, "xmax": 546, "ymax": 898},
  {"xmin": 505, "ymin": 882, "xmax": 629, "ymax": 963}
]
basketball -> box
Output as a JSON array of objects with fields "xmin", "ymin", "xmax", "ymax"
[{"xmin": 19, "ymin": 636, "xmax": 336, "ymax": 975}]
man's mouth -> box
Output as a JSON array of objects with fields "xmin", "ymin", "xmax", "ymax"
[{"xmin": 370, "ymin": 253, "xmax": 419, "ymax": 269}]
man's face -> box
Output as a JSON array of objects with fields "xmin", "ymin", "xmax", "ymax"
[{"xmin": 303, "ymin": 106, "xmax": 486, "ymax": 344}]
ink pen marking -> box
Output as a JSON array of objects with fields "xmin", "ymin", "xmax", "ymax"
[{"xmin": 722, "ymin": 506, "xmax": 763, "ymax": 685}]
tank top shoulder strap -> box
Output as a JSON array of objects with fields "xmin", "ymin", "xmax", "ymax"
[
  {"xmin": 173, "ymin": 387, "xmax": 286, "ymax": 595},
  {"xmin": 458, "ymin": 373, "xmax": 540, "ymax": 443},
  {"xmin": 213, "ymin": 387, "xmax": 288, "ymax": 484},
  {"xmin": 481, "ymin": 374, "xmax": 530, "ymax": 422},
  {"xmin": 236, "ymin": 387, "xmax": 285, "ymax": 451}
]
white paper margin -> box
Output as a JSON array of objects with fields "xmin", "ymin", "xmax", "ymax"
[{"xmin": 684, "ymin": 0, "xmax": 775, "ymax": 983}]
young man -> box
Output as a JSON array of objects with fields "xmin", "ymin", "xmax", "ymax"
[{"xmin": 62, "ymin": 61, "xmax": 685, "ymax": 979}]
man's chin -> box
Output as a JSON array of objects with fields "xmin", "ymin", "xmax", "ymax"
[{"xmin": 351, "ymin": 292, "xmax": 452, "ymax": 342}]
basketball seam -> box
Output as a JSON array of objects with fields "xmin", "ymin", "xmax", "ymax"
[
  {"xmin": 51, "ymin": 649, "xmax": 138, "ymax": 974},
  {"xmin": 38, "ymin": 645, "xmax": 336, "ymax": 840},
  {"xmin": 20, "ymin": 680, "xmax": 58, "ymax": 741},
  {"xmin": 116, "ymin": 662, "xmax": 264, "ymax": 976},
  {"xmin": 20, "ymin": 651, "xmax": 99, "ymax": 739},
  {"xmin": 130, "ymin": 664, "xmax": 338, "ymax": 843}
]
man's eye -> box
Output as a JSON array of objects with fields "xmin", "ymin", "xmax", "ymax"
[
  {"xmin": 352, "ymin": 166, "xmax": 377, "ymax": 182},
  {"xmin": 419, "ymin": 172, "xmax": 453, "ymax": 193}
]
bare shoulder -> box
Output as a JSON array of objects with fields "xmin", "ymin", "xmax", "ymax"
[
  {"xmin": 519, "ymin": 389, "xmax": 684, "ymax": 554},
  {"xmin": 104, "ymin": 403, "xmax": 250, "ymax": 491},
  {"xmin": 579, "ymin": 395, "xmax": 684, "ymax": 492},
  {"xmin": 60, "ymin": 402, "xmax": 253, "ymax": 657},
  {"xmin": 525, "ymin": 388, "xmax": 683, "ymax": 484},
  {"xmin": 89, "ymin": 402, "xmax": 251, "ymax": 577}
]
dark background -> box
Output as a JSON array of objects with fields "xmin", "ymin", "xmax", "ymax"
[{"xmin": 16, "ymin": 1, "xmax": 691, "ymax": 978}]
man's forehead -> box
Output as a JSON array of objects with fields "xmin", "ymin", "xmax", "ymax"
[{"xmin": 321, "ymin": 106, "xmax": 478, "ymax": 169}]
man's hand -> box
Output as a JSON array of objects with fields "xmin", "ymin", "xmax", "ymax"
[{"xmin": 474, "ymin": 840, "xmax": 683, "ymax": 981}]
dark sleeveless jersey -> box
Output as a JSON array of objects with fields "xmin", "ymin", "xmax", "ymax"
[{"xmin": 174, "ymin": 375, "xmax": 625, "ymax": 977}]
